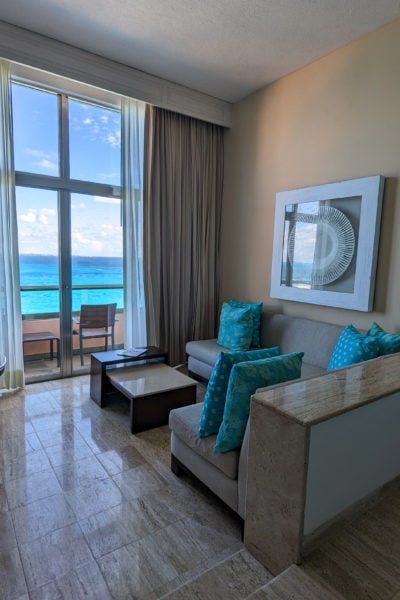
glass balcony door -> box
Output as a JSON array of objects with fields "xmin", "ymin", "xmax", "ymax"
[
  {"xmin": 12, "ymin": 80, "xmax": 122, "ymax": 381},
  {"xmin": 71, "ymin": 193, "xmax": 123, "ymax": 374}
]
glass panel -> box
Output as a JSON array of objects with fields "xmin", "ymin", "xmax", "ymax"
[
  {"xmin": 69, "ymin": 99, "xmax": 121, "ymax": 185},
  {"xmin": 16, "ymin": 187, "xmax": 60, "ymax": 316},
  {"xmin": 71, "ymin": 193, "xmax": 123, "ymax": 312},
  {"xmin": 281, "ymin": 198, "xmax": 359, "ymax": 293},
  {"xmin": 16, "ymin": 187, "xmax": 61, "ymax": 381},
  {"xmin": 11, "ymin": 83, "xmax": 59, "ymax": 176}
]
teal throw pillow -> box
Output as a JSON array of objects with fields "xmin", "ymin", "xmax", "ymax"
[
  {"xmin": 198, "ymin": 346, "xmax": 281, "ymax": 438},
  {"xmin": 327, "ymin": 324, "xmax": 380, "ymax": 371},
  {"xmin": 367, "ymin": 322, "xmax": 400, "ymax": 356},
  {"xmin": 229, "ymin": 300, "xmax": 263, "ymax": 348},
  {"xmin": 214, "ymin": 352, "xmax": 304, "ymax": 454},
  {"xmin": 217, "ymin": 302, "xmax": 254, "ymax": 351}
]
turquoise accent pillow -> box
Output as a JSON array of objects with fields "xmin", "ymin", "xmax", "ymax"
[
  {"xmin": 198, "ymin": 346, "xmax": 281, "ymax": 438},
  {"xmin": 229, "ymin": 300, "xmax": 263, "ymax": 348},
  {"xmin": 214, "ymin": 352, "xmax": 304, "ymax": 454},
  {"xmin": 217, "ymin": 302, "xmax": 254, "ymax": 351},
  {"xmin": 367, "ymin": 322, "xmax": 400, "ymax": 356},
  {"xmin": 327, "ymin": 324, "xmax": 380, "ymax": 371}
]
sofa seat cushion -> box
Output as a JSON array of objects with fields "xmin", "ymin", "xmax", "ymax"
[
  {"xmin": 186, "ymin": 339, "xmax": 229, "ymax": 368},
  {"xmin": 169, "ymin": 403, "xmax": 240, "ymax": 480}
]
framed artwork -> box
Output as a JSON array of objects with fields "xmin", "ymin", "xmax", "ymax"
[{"xmin": 270, "ymin": 175, "xmax": 385, "ymax": 311}]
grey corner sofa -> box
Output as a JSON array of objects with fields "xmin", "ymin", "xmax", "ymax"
[{"xmin": 169, "ymin": 312, "xmax": 344, "ymax": 519}]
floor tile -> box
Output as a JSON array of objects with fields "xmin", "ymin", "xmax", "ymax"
[
  {"xmin": 12, "ymin": 493, "xmax": 77, "ymax": 543},
  {"xmin": 23, "ymin": 392, "xmax": 61, "ymax": 418},
  {"xmin": 53, "ymin": 455, "xmax": 109, "ymax": 491},
  {"xmin": 0, "ymin": 546, "xmax": 28, "ymax": 599},
  {"xmin": 2, "ymin": 448, "xmax": 52, "ymax": 481},
  {"xmin": 112, "ymin": 463, "xmax": 166, "ymax": 501},
  {"xmin": 20, "ymin": 523, "xmax": 93, "ymax": 590},
  {"xmin": 161, "ymin": 549, "xmax": 272, "ymax": 600},
  {"xmin": 31, "ymin": 413, "xmax": 76, "ymax": 433},
  {"xmin": 0, "ymin": 511, "xmax": 18, "ymax": 551},
  {"xmin": 64, "ymin": 476, "xmax": 123, "ymax": 520},
  {"xmin": 35, "ymin": 423, "xmax": 79, "ymax": 448},
  {"xmin": 97, "ymin": 543, "xmax": 155, "ymax": 599},
  {"xmin": 1, "ymin": 431, "xmax": 42, "ymax": 462},
  {"xmin": 5, "ymin": 467, "xmax": 62, "ymax": 509},
  {"xmin": 96, "ymin": 445, "xmax": 146, "ymax": 476},
  {"xmin": 0, "ymin": 480, "xmax": 9, "ymax": 513},
  {"xmin": 29, "ymin": 561, "xmax": 113, "ymax": 600},
  {"xmin": 44, "ymin": 435, "xmax": 93, "ymax": 467},
  {"xmin": 80, "ymin": 496, "xmax": 170, "ymax": 558}
]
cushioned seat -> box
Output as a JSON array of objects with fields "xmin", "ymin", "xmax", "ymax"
[
  {"xmin": 186, "ymin": 339, "xmax": 230, "ymax": 368},
  {"xmin": 169, "ymin": 403, "xmax": 240, "ymax": 480}
]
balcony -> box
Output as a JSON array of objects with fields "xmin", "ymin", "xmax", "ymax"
[{"xmin": 22, "ymin": 284, "xmax": 125, "ymax": 381}]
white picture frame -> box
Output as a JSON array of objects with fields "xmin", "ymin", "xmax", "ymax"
[{"xmin": 270, "ymin": 175, "xmax": 385, "ymax": 311}]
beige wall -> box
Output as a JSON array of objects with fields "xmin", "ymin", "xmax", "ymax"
[{"xmin": 222, "ymin": 18, "xmax": 400, "ymax": 332}]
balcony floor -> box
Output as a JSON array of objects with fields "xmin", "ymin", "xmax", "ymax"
[{"xmin": 24, "ymin": 354, "xmax": 91, "ymax": 383}]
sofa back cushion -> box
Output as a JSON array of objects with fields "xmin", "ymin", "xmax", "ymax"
[
  {"xmin": 327, "ymin": 324, "xmax": 380, "ymax": 370},
  {"xmin": 261, "ymin": 313, "xmax": 343, "ymax": 370},
  {"xmin": 214, "ymin": 352, "xmax": 304, "ymax": 453},
  {"xmin": 217, "ymin": 303, "xmax": 254, "ymax": 351},
  {"xmin": 198, "ymin": 346, "xmax": 280, "ymax": 438},
  {"xmin": 229, "ymin": 300, "xmax": 263, "ymax": 347},
  {"xmin": 367, "ymin": 322, "xmax": 400, "ymax": 356}
]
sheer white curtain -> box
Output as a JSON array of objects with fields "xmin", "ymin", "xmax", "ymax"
[
  {"xmin": 0, "ymin": 60, "xmax": 24, "ymax": 391},
  {"xmin": 121, "ymin": 98, "xmax": 147, "ymax": 348}
]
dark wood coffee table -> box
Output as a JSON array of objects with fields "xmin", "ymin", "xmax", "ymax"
[
  {"xmin": 90, "ymin": 346, "xmax": 168, "ymax": 407},
  {"xmin": 107, "ymin": 363, "xmax": 197, "ymax": 433}
]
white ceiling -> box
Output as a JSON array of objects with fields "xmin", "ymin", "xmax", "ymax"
[{"xmin": 1, "ymin": 0, "xmax": 400, "ymax": 103}]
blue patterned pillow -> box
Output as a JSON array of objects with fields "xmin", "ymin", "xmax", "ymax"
[
  {"xmin": 217, "ymin": 303, "xmax": 253, "ymax": 351},
  {"xmin": 214, "ymin": 352, "xmax": 304, "ymax": 454},
  {"xmin": 327, "ymin": 324, "xmax": 380, "ymax": 371},
  {"xmin": 229, "ymin": 300, "xmax": 263, "ymax": 348},
  {"xmin": 198, "ymin": 347, "xmax": 281, "ymax": 438},
  {"xmin": 367, "ymin": 322, "xmax": 400, "ymax": 356}
]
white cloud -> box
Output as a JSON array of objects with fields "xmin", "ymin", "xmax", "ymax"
[
  {"xmin": 26, "ymin": 148, "xmax": 46, "ymax": 158},
  {"xmin": 25, "ymin": 148, "xmax": 58, "ymax": 172},
  {"xmin": 41, "ymin": 208, "xmax": 56, "ymax": 216},
  {"xmin": 38, "ymin": 158, "xmax": 58, "ymax": 172},
  {"xmin": 39, "ymin": 214, "xmax": 48, "ymax": 225},
  {"xmin": 83, "ymin": 117, "xmax": 94, "ymax": 125},
  {"xmin": 19, "ymin": 209, "xmax": 37, "ymax": 223},
  {"xmin": 94, "ymin": 197, "xmax": 120, "ymax": 205}
]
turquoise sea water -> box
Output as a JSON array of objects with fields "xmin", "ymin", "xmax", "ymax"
[{"xmin": 19, "ymin": 255, "xmax": 123, "ymax": 315}]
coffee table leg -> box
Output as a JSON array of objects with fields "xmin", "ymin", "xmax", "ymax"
[{"xmin": 90, "ymin": 355, "xmax": 106, "ymax": 407}]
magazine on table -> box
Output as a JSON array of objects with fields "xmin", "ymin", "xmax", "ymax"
[{"xmin": 117, "ymin": 347, "xmax": 147, "ymax": 357}]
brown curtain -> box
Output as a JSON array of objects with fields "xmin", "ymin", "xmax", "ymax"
[{"xmin": 143, "ymin": 106, "xmax": 224, "ymax": 365}]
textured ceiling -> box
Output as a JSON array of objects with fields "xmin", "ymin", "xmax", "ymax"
[{"xmin": 1, "ymin": 0, "xmax": 400, "ymax": 102}]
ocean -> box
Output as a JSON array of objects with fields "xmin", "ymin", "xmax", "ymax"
[{"xmin": 19, "ymin": 255, "xmax": 123, "ymax": 315}]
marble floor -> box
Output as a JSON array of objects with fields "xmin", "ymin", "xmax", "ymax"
[
  {"xmin": 3, "ymin": 374, "xmax": 400, "ymax": 600},
  {"xmin": 0, "ymin": 375, "xmax": 253, "ymax": 599}
]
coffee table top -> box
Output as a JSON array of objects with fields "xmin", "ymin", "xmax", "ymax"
[
  {"xmin": 107, "ymin": 363, "xmax": 197, "ymax": 398},
  {"xmin": 92, "ymin": 346, "xmax": 167, "ymax": 365}
]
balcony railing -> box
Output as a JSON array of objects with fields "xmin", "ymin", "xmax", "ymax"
[
  {"xmin": 21, "ymin": 284, "xmax": 125, "ymax": 365},
  {"xmin": 20, "ymin": 283, "xmax": 124, "ymax": 319}
]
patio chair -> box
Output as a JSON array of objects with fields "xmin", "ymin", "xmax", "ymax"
[{"xmin": 72, "ymin": 303, "xmax": 117, "ymax": 365}]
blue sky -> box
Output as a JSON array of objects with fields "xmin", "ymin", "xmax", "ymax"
[{"xmin": 12, "ymin": 83, "xmax": 122, "ymax": 257}]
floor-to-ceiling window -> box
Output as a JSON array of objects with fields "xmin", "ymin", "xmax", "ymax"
[{"xmin": 11, "ymin": 79, "xmax": 123, "ymax": 380}]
